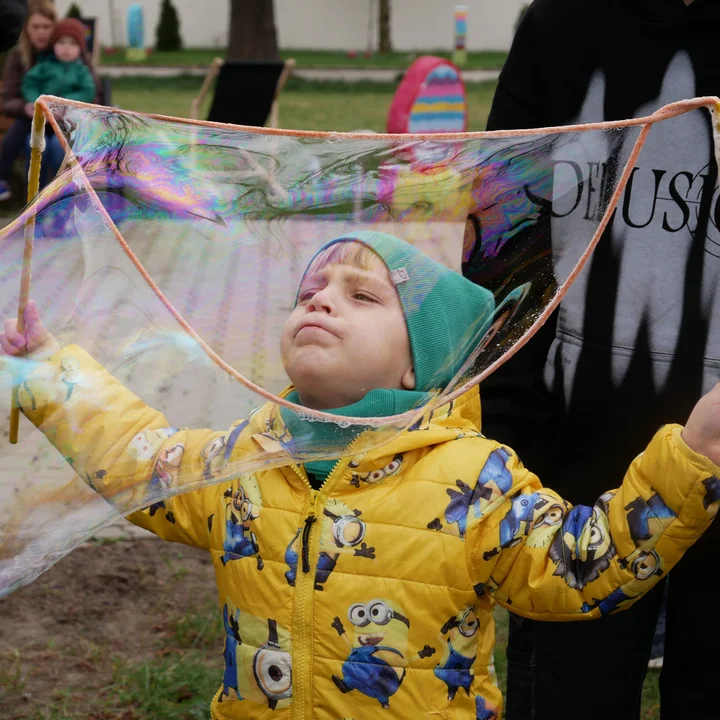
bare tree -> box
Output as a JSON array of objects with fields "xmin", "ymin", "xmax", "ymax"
[
  {"xmin": 227, "ymin": 0, "xmax": 279, "ymax": 60},
  {"xmin": 378, "ymin": 0, "xmax": 391, "ymax": 53}
]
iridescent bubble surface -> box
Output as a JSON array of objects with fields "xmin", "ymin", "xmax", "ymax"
[{"xmin": 0, "ymin": 96, "xmax": 715, "ymax": 595}]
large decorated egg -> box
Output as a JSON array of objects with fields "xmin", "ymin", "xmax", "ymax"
[{"xmin": 387, "ymin": 56, "xmax": 468, "ymax": 135}]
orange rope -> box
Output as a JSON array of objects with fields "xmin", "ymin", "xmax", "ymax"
[{"xmin": 13, "ymin": 94, "xmax": 720, "ymax": 429}]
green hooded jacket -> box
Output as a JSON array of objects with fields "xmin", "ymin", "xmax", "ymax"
[{"xmin": 21, "ymin": 54, "xmax": 96, "ymax": 104}]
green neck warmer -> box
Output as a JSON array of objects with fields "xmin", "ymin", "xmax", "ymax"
[{"xmin": 280, "ymin": 388, "xmax": 428, "ymax": 483}]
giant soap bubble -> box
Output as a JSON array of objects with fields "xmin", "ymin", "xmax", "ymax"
[{"xmin": 0, "ymin": 95, "xmax": 717, "ymax": 595}]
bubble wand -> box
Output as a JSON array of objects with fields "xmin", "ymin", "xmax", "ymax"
[{"xmin": 9, "ymin": 103, "xmax": 45, "ymax": 444}]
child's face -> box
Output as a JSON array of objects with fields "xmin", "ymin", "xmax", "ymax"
[
  {"xmin": 54, "ymin": 36, "xmax": 81, "ymax": 63},
  {"xmin": 280, "ymin": 252, "xmax": 415, "ymax": 410}
]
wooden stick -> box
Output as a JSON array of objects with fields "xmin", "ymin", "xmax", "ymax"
[
  {"xmin": 190, "ymin": 57, "xmax": 223, "ymax": 120},
  {"xmin": 268, "ymin": 58, "xmax": 295, "ymax": 129},
  {"xmin": 9, "ymin": 104, "xmax": 45, "ymax": 444}
]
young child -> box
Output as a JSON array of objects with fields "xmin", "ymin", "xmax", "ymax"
[
  {"xmin": 20, "ymin": 17, "xmax": 96, "ymax": 106},
  {"xmin": 3, "ymin": 230, "xmax": 720, "ymax": 719}
]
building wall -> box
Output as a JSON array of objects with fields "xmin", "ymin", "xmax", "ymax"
[{"xmin": 52, "ymin": 0, "xmax": 523, "ymax": 52}]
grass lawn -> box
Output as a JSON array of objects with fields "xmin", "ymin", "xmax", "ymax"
[
  {"xmin": 108, "ymin": 75, "xmax": 499, "ymax": 132},
  {"xmin": 101, "ymin": 48, "xmax": 508, "ymax": 71}
]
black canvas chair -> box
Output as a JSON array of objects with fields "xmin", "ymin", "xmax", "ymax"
[{"xmin": 190, "ymin": 57, "xmax": 295, "ymax": 128}]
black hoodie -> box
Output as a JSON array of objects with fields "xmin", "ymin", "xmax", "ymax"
[{"xmin": 477, "ymin": 0, "xmax": 720, "ymax": 504}]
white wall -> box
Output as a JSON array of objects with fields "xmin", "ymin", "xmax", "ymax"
[
  {"xmin": 276, "ymin": 0, "xmax": 525, "ymax": 52},
  {"xmin": 51, "ymin": 0, "xmax": 523, "ymax": 52}
]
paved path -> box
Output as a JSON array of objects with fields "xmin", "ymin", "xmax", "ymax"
[{"xmin": 99, "ymin": 65, "xmax": 500, "ymax": 83}]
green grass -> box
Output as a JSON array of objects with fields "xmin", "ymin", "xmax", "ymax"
[
  {"xmin": 169, "ymin": 601, "xmax": 224, "ymax": 649},
  {"xmin": 101, "ymin": 47, "xmax": 508, "ymax": 70},
  {"xmin": 108, "ymin": 75, "xmax": 498, "ymax": 132},
  {"xmin": 0, "ymin": 648, "xmax": 25, "ymax": 698},
  {"xmin": 108, "ymin": 654, "xmax": 219, "ymax": 720}
]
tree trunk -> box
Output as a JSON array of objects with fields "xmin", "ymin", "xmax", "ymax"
[
  {"xmin": 227, "ymin": 0, "xmax": 279, "ymax": 60},
  {"xmin": 378, "ymin": 0, "xmax": 391, "ymax": 53}
]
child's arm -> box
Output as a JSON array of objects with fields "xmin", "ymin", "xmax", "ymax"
[
  {"xmin": 463, "ymin": 397, "xmax": 720, "ymax": 620},
  {"xmin": 20, "ymin": 63, "xmax": 46, "ymax": 104},
  {"xmin": 65, "ymin": 63, "xmax": 97, "ymax": 104},
  {"xmin": 1, "ymin": 302, "xmax": 241, "ymax": 550}
]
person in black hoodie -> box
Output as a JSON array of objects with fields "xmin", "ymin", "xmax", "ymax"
[
  {"xmin": 0, "ymin": 0, "xmax": 27, "ymax": 54},
  {"xmin": 467, "ymin": 0, "xmax": 720, "ymax": 718}
]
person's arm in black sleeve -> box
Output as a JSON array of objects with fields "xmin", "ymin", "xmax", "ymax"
[
  {"xmin": 0, "ymin": 0, "xmax": 27, "ymax": 54},
  {"xmin": 487, "ymin": 1, "xmax": 547, "ymax": 131},
  {"xmin": 475, "ymin": 1, "xmax": 557, "ymax": 464}
]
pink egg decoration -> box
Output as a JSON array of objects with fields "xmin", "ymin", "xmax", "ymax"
[{"xmin": 387, "ymin": 56, "xmax": 468, "ymax": 134}]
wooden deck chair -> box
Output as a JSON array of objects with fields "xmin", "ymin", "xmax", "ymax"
[{"xmin": 190, "ymin": 58, "xmax": 295, "ymax": 128}]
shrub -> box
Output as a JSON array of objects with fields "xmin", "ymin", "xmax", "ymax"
[
  {"xmin": 155, "ymin": 0, "xmax": 183, "ymax": 52},
  {"xmin": 66, "ymin": 3, "xmax": 82, "ymax": 19}
]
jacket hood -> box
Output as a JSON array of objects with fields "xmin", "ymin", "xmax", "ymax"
[{"xmin": 250, "ymin": 385, "xmax": 483, "ymax": 473}]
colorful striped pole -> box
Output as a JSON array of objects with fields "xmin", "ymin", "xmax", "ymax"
[{"xmin": 453, "ymin": 5, "xmax": 468, "ymax": 67}]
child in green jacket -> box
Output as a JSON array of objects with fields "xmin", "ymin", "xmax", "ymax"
[{"xmin": 21, "ymin": 17, "xmax": 96, "ymax": 105}]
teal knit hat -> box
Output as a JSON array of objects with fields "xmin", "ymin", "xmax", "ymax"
[{"xmin": 298, "ymin": 231, "xmax": 496, "ymax": 392}]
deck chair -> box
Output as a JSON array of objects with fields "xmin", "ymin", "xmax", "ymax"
[{"xmin": 190, "ymin": 58, "xmax": 296, "ymax": 128}]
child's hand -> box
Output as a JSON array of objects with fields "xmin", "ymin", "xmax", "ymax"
[
  {"xmin": 682, "ymin": 384, "xmax": 720, "ymax": 466},
  {"xmin": 0, "ymin": 301, "xmax": 55, "ymax": 357}
]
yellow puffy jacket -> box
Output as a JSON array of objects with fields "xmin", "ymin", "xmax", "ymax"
[{"xmin": 20, "ymin": 345, "xmax": 720, "ymax": 720}]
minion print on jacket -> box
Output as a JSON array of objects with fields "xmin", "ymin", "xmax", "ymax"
[
  {"xmin": 59, "ymin": 355, "xmax": 80, "ymax": 400},
  {"xmin": 331, "ymin": 599, "xmax": 436, "ymax": 708},
  {"xmin": 219, "ymin": 600, "xmax": 292, "ymax": 710},
  {"xmin": 617, "ymin": 490, "xmax": 676, "ymax": 575},
  {"xmin": 433, "ymin": 604, "xmax": 480, "ymax": 700},
  {"xmin": 475, "ymin": 695, "xmax": 499, "ymax": 720},
  {"xmin": 202, "ymin": 435, "xmax": 226, "ymax": 480},
  {"xmin": 524, "ymin": 494, "xmax": 568, "ymax": 549},
  {"xmin": 126, "ymin": 427, "xmax": 179, "ymax": 463},
  {"xmin": 17, "ymin": 353, "xmax": 81, "ymax": 407},
  {"xmin": 480, "ymin": 491, "xmax": 566, "ymax": 561},
  {"xmin": 581, "ymin": 544, "xmax": 668, "ymax": 614},
  {"xmin": 221, "ymin": 475, "xmax": 264, "ymax": 570},
  {"xmin": 149, "ymin": 442, "xmax": 185, "ymax": 492},
  {"xmin": 126, "ymin": 427, "xmax": 184, "ymax": 500},
  {"xmin": 702, "ymin": 476, "xmax": 720, "ymax": 515},
  {"xmin": 429, "ymin": 447, "xmax": 513, "ymax": 539},
  {"xmin": 548, "ymin": 493, "xmax": 616, "ymax": 589},
  {"xmin": 315, "ymin": 499, "xmax": 375, "ymax": 590},
  {"xmin": 581, "ymin": 491, "xmax": 673, "ymax": 615},
  {"xmin": 624, "ymin": 491, "xmax": 677, "ymax": 546},
  {"xmin": 349, "ymin": 454, "xmax": 404, "ymax": 488},
  {"xmin": 482, "ymin": 491, "xmax": 540, "ymax": 560},
  {"xmin": 255, "ymin": 415, "xmax": 298, "ymax": 456},
  {"xmin": 223, "ymin": 419, "xmax": 250, "ymax": 463},
  {"xmin": 222, "ymin": 603, "xmax": 243, "ymax": 701},
  {"xmin": 284, "ymin": 528, "xmax": 302, "ymax": 587}
]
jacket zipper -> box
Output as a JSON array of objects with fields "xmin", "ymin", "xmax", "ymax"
[
  {"xmin": 291, "ymin": 458, "xmax": 349, "ymax": 720},
  {"xmin": 301, "ymin": 500, "xmax": 318, "ymax": 574}
]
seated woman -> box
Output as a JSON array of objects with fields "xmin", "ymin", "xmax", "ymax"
[{"xmin": 0, "ymin": 0, "xmax": 101, "ymax": 200}]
